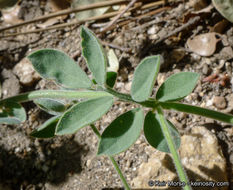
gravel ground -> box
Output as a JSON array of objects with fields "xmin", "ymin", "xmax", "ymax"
[{"xmin": 0, "ymin": 0, "xmax": 233, "ymax": 190}]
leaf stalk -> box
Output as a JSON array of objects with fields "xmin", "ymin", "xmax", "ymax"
[
  {"xmin": 90, "ymin": 124, "xmax": 131, "ymax": 190},
  {"xmin": 0, "ymin": 90, "xmax": 112, "ymax": 105},
  {"xmin": 156, "ymin": 106, "xmax": 191, "ymax": 190}
]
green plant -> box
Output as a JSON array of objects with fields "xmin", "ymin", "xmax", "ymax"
[
  {"xmin": 0, "ymin": 26, "xmax": 232, "ymax": 190},
  {"xmin": 212, "ymin": 0, "xmax": 233, "ymax": 23}
]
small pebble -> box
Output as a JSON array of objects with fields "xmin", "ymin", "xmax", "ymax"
[
  {"xmin": 147, "ymin": 26, "xmax": 156, "ymax": 35},
  {"xmin": 86, "ymin": 159, "xmax": 91, "ymax": 167},
  {"xmin": 202, "ymin": 64, "xmax": 210, "ymax": 75},
  {"xmin": 199, "ymin": 92, "xmax": 204, "ymax": 97},
  {"xmin": 157, "ymin": 73, "xmax": 166, "ymax": 86},
  {"xmin": 206, "ymin": 98, "xmax": 213, "ymax": 107},
  {"xmin": 13, "ymin": 58, "xmax": 40, "ymax": 86},
  {"xmin": 213, "ymin": 96, "xmax": 226, "ymax": 109},
  {"xmin": 205, "ymin": 58, "xmax": 211, "ymax": 65},
  {"xmin": 15, "ymin": 147, "xmax": 21, "ymax": 153}
]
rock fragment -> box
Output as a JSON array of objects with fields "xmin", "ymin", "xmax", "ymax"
[
  {"xmin": 213, "ymin": 96, "xmax": 227, "ymax": 109},
  {"xmin": 13, "ymin": 58, "xmax": 40, "ymax": 86},
  {"xmin": 132, "ymin": 126, "xmax": 227, "ymax": 189},
  {"xmin": 1, "ymin": 69, "xmax": 20, "ymax": 98}
]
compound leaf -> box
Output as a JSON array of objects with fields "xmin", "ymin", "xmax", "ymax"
[
  {"xmin": 144, "ymin": 111, "xmax": 180, "ymax": 153},
  {"xmin": 56, "ymin": 96, "xmax": 113, "ymax": 135},
  {"xmin": 131, "ymin": 56, "xmax": 161, "ymax": 102},
  {"xmin": 34, "ymin": 98, "xmax": 67, "ymax": 115},
  {"xmin": 30, "ymin": 115, "xmax": 60, "ymax": 138},
  {"xmin": 81, "ymin": 26, "xmax": 107, "ymax": 85},
  {"xmin": 97, "ymin": 108, "xmax": 144, "ymax": 156},
  {"xmin": 0, "ymin": 101, "xmax": 26, "ymax": 125},
  {"xmin": 28, "ymin": 49, "xmax": 92, "ymax": 89},
  {"xmin": 156, "ymin": 72, "xmax": 199, "ymax": 102}
]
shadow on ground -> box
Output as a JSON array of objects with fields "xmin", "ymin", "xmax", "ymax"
[{"xmin": 0, "ymin": 137, "xmax": 87, "ymax": 190}]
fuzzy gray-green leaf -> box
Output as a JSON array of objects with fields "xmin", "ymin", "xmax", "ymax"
[
  {"xmin": 131, "ymin": 56, "xmax": 161, "ymax": 102},
  {"xmin": 144, "ymin": 111, "xmax": 180, "ymax": 153},
  {"xmin": 0, "ymin": 101, "xmax": 26, "ymax": 125},
  {"xmin": 28, "ymin": 49, "xmax": 92, "ymax": 89},
  {"xmin": 56, "ymin": 96, "xmax": 113, "ymax": 135},
  {"xmin": 97, "ymin": 108, "xmax": 144, "ymax": 156},
  {"xmin": 81, "ymin": 26, "xmax": 107, "ymax": 85},
  {"xmin": 34, "ymin": 98, "xmax": 67, "ymax": 115},
  {"xmin": 30, "ymin": 115, "xmax": 60, "ymax": 138},
  {"xmin": 212, "ymin": 0, "xmax": 233, "ymax": 23},
  {"xmin": 156, "ymin": 72, "xmax": 199, "ymax": 102}
]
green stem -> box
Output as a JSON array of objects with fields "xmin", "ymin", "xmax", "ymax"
[
  {"xmin": 159, "ymin": 101, "xmax": 233, "ymax": 125},
  {"xmin": 90, "ymin": 124, "xmax": 101, "ymax": 139},
  {"xmin": 0, "ymin": 90, "xmax": 112, "ymax": 105},
  {"xmin": 104, "ymin": 86, "xmax": 157, "ymax": 108},
  {"xmin": 109, "ymin": 156, "xmax": 131, "ymax": 190},
  {"xmin": 90, "ymin": 124, "xmax": 131, "ymax": 190},
  {"xmin": 104, "ymin": 86, "xmax": 135, "ymax": 102},
  {"xmin": 157, "ymin": 106, "xmax": 191, "ymax": 190},
  {"xmin": 0, "ymin": 88, "xmax": 157, "ymax": 108}
]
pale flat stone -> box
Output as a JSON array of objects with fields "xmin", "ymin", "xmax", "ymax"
[{"xmin": 132, "ymin": 126, "xmax": 228, "ymax": 189}]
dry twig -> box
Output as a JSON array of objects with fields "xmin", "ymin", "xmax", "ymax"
[
  {"xmin": 97, "ymin": 6, "xmax": 170, "ymax": 33},
  {"xmin": 154, "ymin": 16, "xmax": 201, "ymax": 45},
  {"xmin": 140, "ymin": 16, "xmax": 201, "ymax": 56},
  {"xmin": 101, "ymin": 0, "xmax": 139, "ymax": 32},
  {"xmin": 0, "ymin": 2, "xmax": 144, "ymax": 38},
  {"xmin": 0, "ymin": 11, "xmax": 120, "ymax": 38},
  {"xmin": 0, "ymin": 0, "xmax": 129, "ymax": 32},
  {"xmin": 101, "ymin": 40, "xmax": 131, "ymax": 52},
  {"xmin": 0, "ymin": 0, "xmax": 172, "ymax": 38}
]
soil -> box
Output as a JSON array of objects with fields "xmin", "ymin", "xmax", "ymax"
[{"xmin": 0, "ymin": 0, "xmax": 233, "ymax": 190}]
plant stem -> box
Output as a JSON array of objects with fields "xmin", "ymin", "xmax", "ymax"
[
  {"xmin": 104, "ymin": 86, "xmax": 157, "ymax": 108},
  {"xmin": 156, "ymin": 106, "xmax": 191, "ymax": 190},
  {"xmin": 104, "ymin": 86, "xmax": 134, "ymax": 102},
  {"xmin": 0, "ymin": 90, "xmax": 112, "ymax": 105},
  {"xmin": 90, "ymin": 124, "xmax": 101, "ymax": 139},
  {"xmin": 109, "ymin": 156, "xmax": 131, "ymax": 190},
  {"xmin": 0, "ymin": 0, "xmax": 129, "ymax": 32},
  {"xmin": 90, "ymin": 124, "xmax": 131, "ymax": 190},
  {"xmin": 159, "ymin": 101, "xmax": 233, "ymax": 125}
]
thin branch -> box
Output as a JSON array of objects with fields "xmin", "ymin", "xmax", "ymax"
[
  {"xmin": 92, "ymin": 0, "xmax": 170, "ymax": 30},
  {"xmin": 0, "ymin": 3, "xmax": 143, "ymax": 38},
  {"xmin": 0, "ymin": 0, "xmax": 172, "ymax": 38},
  {"xmin": 100, "ymin": 0, "xmax": 174, "ymax": 33},
  {"xmin": 97, "ymin": 6, "xmax": 170, "ymax": 33},
  {"xmin": 140, "ymin": 16, "xmax": 201, "ymax": 56},
  {"xmin": 141, "ymin": 0, "xmax": 169, "ymax": 9},
  {"xmin": 0, "ymin": 0, "xmax": 129, "ymax": 32},
  {"xmin": 101, "ymin": 40, "xmax": 131, "ymax": 52},
  {"xmin": 101, "ymin": 0, "xmax": 139, "ymax": 32},
  {"xmin": 154, "ymin": 16, "xmax": 201, "ymax": 45},
  {"xmin": 0, "ymin": 11, "xmax": 120, "ymax": 38}
]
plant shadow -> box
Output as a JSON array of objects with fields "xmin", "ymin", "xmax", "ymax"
[
  {"xmin": 0, "ymin": 136, "xmax": 87, "ymax": 190},
  {"xmin": 162, "ymin": 150, "xmax": 230, "ymax": 190}
]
